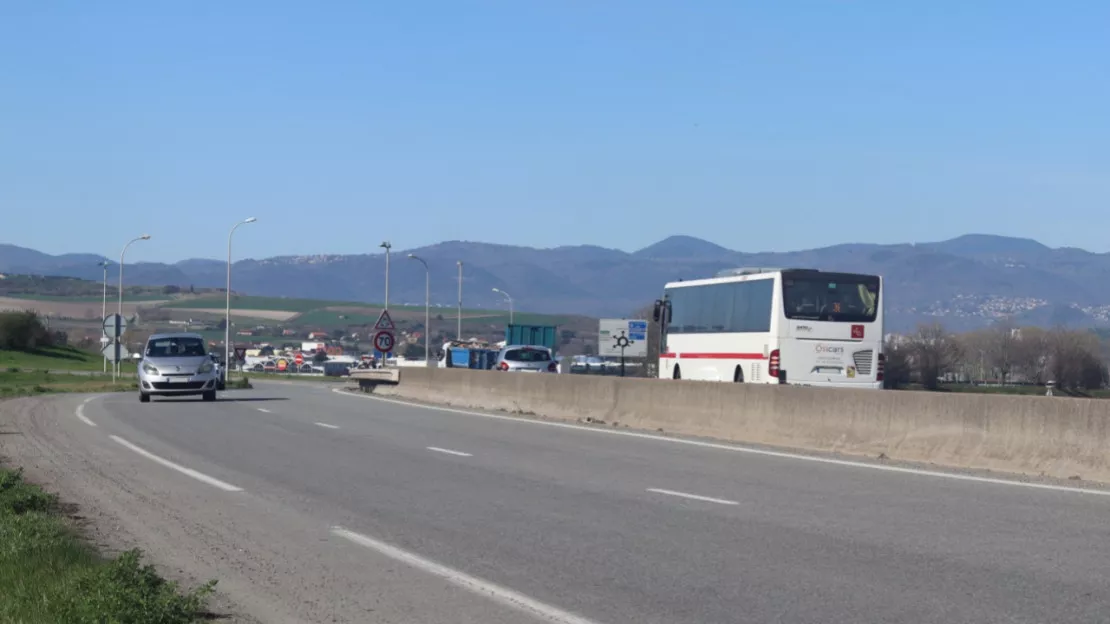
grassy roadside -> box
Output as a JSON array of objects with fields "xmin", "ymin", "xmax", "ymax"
[
  {"xmin": 0, "ymin": 468, "xmax": 215, "ymax": 623},
  {"xmin": 0, "ymin": 345, "xmax": 136, "ymax": 374},
  {"xmin": 0, "ymin": 370, "xmax": 137, "ymax": 399}
]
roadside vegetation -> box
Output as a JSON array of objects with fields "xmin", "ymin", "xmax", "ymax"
[
  {"xmin": 0, "ymin": 370, "xmax": 137, "ymax": 398},
  {"xmin": 884, "ymin": 322, "xmax": 1110, "ymax": 395},
  {"xmin": 0, "ymin": 468, "xmax": 215, "ymax": 623}
]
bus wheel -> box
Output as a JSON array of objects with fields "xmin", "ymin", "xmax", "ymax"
[
  {"xmin": 673, "ymin": 365, "xmax": 682, "ymax": 380},
  {"xmin": 733, "ymin": 366, "xmax": 744, "ymax": 383}
]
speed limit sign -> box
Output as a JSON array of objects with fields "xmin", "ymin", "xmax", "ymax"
[{"xmin": 374, "ymin": 330, "xmax": 395, "ymax": 354}]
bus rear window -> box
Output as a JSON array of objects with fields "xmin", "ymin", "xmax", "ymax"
[{"xmin": 782, "ymin": 275, "xmax": 879, "ymax": 323}]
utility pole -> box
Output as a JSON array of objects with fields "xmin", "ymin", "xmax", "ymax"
[{"xmin": 456, "ymin": 261, "xmax": 463, "ymax": 340}]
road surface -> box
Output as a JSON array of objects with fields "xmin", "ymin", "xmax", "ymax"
[{"xmin": 3, "ymin": 380, "xmax": 1110, "ymax": 623}]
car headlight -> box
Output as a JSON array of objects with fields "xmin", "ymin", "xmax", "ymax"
[
  {"xmin": 198, "ymin": 361, "xmax": 214, "ymax": 374},
  {"xmin": 141, "ymin": 362, "xmax": 159, "ymax": 375}
]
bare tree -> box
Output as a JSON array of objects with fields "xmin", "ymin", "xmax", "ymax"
[
  {"xmin": 907, "ymin": 322, "xmax": 962, "ymax": 390},
  {"xmin": 882, "ymin": 336, "xmax": 912, "ymax": 389},
  {"xmin": 983, "ymin": 321, "xmax": 1021, "ymax": 384},
  {"xmin": 1012, "ymin": 326, "xmax": 1048, "ymax": 384},
  {"xmin": 1046, "ymin": 328, "xmax": 1106, "ymax": 391}
]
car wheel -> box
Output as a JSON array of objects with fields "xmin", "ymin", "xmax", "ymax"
[
  {"xmin": 202, "ymin": 390, "xmax": 217, "ymax": 402},
  {"xmin": 139, "ymin": 392, "xmax": 150, "ymax": 403}
]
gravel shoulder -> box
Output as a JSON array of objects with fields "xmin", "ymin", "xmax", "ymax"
[{"xmin": 0, "ymin": 395, "xmax": 261, "ymax": 624}]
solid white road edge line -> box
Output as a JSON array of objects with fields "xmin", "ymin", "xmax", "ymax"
[
  {"xmin": 331, "ymin": 388, "xmax": 1110, "ymax": 498},
  {"xmin": 647, "ymin": 488, "xmax": 739, "ymax": 506},
  {"xmin": 314, "ymin": 422, "xmax": 340, "ymax": 429},
  {"xmin": 75, "ymin": 396, "xmax": 97, "ymax": 427},
  {"xmin": 109, "ymin": 435, "xmax": 243, "ymax": 492},
  {"xmin": 426, "ymin": 446, "xmax": 472, "ymax": 457},
  {"xmin": 331, "ymin": 527, "xmax": 601, "ymax": 624}
]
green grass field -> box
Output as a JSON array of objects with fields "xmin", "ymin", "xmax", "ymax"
[
  {"xmin": 0, "ymin": 371, "xmax": 137, "ymax": 398},
  {"xmin": 164, "ymin": 295, "xmax": 362, "ymax": 312},
  {"xmin": 0, "ymin": 346, "xmax": 136, "ymax": 374},
  {"xmin": 163, "ymin": 295, "xmax": 570, "ymax": 324},
  {"xmin": 3, "ymin": 293, "xmax": 170, "ymax": 303},
  {"xmin": 0, "ymin": 468, "xmax": 215, "ymax": 622}
]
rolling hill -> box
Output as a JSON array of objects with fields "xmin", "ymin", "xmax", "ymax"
[{"xmin": 5, "ymin": 234, "xmax": 1110, "ymax": 331}]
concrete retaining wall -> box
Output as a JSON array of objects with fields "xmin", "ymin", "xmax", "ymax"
[{"xmin": 368, "ymin": 367, "xmax": 1110, "ymax": 484}]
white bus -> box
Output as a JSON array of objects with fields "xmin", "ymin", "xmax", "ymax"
[{"xmin": 652, "ymin": 268, "xmax": 884, "ymax": 389}]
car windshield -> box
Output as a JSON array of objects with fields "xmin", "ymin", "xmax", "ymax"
[
  {"xmin": 505, "ymin": 348, "xmax": 551, "ymax": 362},
  {"xmin": 782, "ymin": 274, "xmax": 879, "ymax": 323},
  {"xmin": 146, "ymin": 336, "xmax": 206, "ymax": 358}
]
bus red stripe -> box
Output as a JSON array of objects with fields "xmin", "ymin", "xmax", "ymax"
[{"xmin": 660, "ymin": 353, "xmax": 766, "ymax": 360}]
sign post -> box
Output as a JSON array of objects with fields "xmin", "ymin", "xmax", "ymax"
[
  {"xmin": 598, "ymin": 319, "xmax": 649, "ymax": 377},
  {"xmin": 101, "ymin": 314, "xmax": 130, "ymax": 370},
  {"xmin": 373, "ymin": 309, "xmax": 396, "ymax": 365}
]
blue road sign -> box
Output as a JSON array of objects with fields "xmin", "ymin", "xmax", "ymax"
[
  {"xmin": 628, "ymin": 321, "xmax": 648, "ymax": 332},
  {"xmin": 629, "ymin": 332, "xmax": 647, "ymax": 341}
]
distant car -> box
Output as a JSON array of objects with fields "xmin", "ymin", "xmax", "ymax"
[
  {"xmin": 137, "ymin": 332, "xmax": 220, "ymax": 403},
  {"xmin": 494, "ymin": 345, "xmax": 558, "ymax": 373}
]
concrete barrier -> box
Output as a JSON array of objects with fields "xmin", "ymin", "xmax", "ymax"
[{"xmin": 366, "ymin": 367, "xmax": 1110, "ymax": 484}]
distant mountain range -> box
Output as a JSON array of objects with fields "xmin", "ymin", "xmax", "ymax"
[{"xmin": 4, "ymin": 234, "xmax": 1110, "ymax": 332}]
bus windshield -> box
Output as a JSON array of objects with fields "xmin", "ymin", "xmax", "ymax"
[{"xmin": 782, "ymin": 274, "xmax": 879, "ymax": 323}]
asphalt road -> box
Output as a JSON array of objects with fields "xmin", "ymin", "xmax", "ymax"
[{"xmin": 7, "ymin": 381, "xmax": 1110, "ymax": 623}]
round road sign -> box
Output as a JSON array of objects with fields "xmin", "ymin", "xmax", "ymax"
[
  {"xmin": 374, "ymin": 331, "xmax": 395, "ymax": 353},
  {"xmin": 294, "ymin": 353, "xmax": 304, "ymax": 365},
  {"xmin": 102, "ymin": 313, "xmax": 127, "ymax": 339},
  {"xmin": 277, "ymin": 359, "xmax": 288, "ymax": 372}
]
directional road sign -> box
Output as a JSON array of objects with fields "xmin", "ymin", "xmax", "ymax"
[
  {"xmin": 102, "ymin": 314, "xmax": 128, "ymax": 339},
  {"xmin": 374, "ymin": 330, "xmax": 396, "ymax": 354},
  {"xmin": 598, "ymin": 319, "xmax": 649, "ymax": 358},
  {"xmin": 101, "ymin": 341, "xmax": 130, "ymax": 363}
]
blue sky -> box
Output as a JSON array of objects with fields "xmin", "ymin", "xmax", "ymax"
[{"xmin": 2, "ymin": 1, "xmax": 1108, "ymax": 262}]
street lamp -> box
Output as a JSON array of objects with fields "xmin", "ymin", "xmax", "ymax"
[
  {"xmin": 456, "ymin": 261, "xmax": 463, "ymax": 340},
  {"xmin": 99, "ymin": 260, "xmax": 110, "ymax": 373},
  {"xmin": 116, "ymin": 234, "xmax": 151, "ymax": 381},
  {"xmin": 492, "ymin": 288, "xmax": 514, "ymax": 325},
  {"xmin": 408, "ymin": 254, "xmax": 430, "ymax": 365},
  {"xmin": 226, "ymin": 217, "xmax": 257, "ymax": 378},
  {"xmin": 380, "ymin": 241, "xmax": 392, "ymax": 310}
]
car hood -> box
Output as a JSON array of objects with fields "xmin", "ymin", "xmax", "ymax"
[{"xmin": 142, "ymin": 356, "xmax": 209, "ymax": 373}]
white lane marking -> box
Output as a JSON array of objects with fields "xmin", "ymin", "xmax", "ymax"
[
  {"xmin": 647, "ymin": 488, "xmax": 739, "ymax": 506},
  {"xmin": 426, "ymin": 446, "xmax": 472, "ymax": 457},
  {"xmin": 333, "ymin": 388, "xmax": 1110, "ymax": 498},
  {"xmin": 332, "ymin": 527, "xmax": 600, "ymax": 624},
  {"xmin": 75, "ymin": 396, "xmax": 97, "ymax": 427},
  {"xmin": 314, "ymin": 422, "xmax": 340, "ymax": 429},
  {"xmin": 257, "ymin": 408, "xmax": 272, "ymax": 413},
  {"xmin": 109, "ymin": 435, "xmax": 243, "ymax": 492}
]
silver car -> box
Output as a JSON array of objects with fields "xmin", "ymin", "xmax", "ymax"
[
  {"xmin": 494, "ymin": 345, "xmax": 558, "ymax": 373},
  {"xmin": 138, "ymin": 332, "xmax": 220, "ymax": 403}
]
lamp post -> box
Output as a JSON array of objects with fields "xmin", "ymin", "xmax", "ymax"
[
  {"xmin": 116, "ymin": 234, "xmax": 151, "ymax": 381},
  {"xmin": 100, "ymin": 260, "xmax": 110, "ymax": 373},
  {"xmin": 380, "ymin": 241, "xmax": 392, "ymax": 310},
  {"xmin": 408, "ymin": 254, "xmax": 430, "ymax": 365},
  {"xmin": 456, "ymin": 261, "xmax": 463, "ymax": 340},
  {"xmin": 492, "ymin": 288, "xmax": 513, "ymax": 325},
  {"xmin": 226, "ymin": 217, "xmax": 257, "ymax": 378}
]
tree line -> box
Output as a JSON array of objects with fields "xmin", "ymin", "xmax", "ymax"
[{"xmin": 885, "ymin": 322, "xmax": 1108, "ymax": 392}]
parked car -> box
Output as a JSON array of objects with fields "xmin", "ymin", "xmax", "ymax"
[
  {"xmin": 137, "ymin": 332, "xmax": 220, "ymax": 403},
  {"xmin": 494, "ymin": 345, "xmax": 558, "ymax": 373}
]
